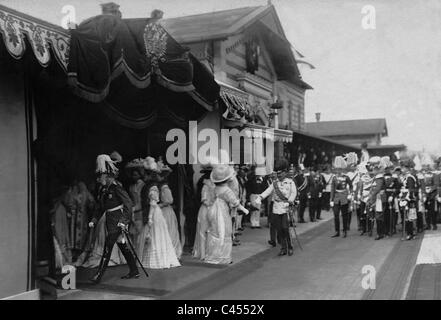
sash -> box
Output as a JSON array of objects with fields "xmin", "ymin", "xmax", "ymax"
[{"xmin": 273, "ymin": 181, "xmax": 289, "ymax": 202}]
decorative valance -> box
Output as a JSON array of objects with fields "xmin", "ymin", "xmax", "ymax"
[
  {"xmin": 0, "ymin": 5, "xmax": 69, "ymax": 71},
  {"xmin": 67, "ymin": 15, "xmax": 219, "ymax": 111}
]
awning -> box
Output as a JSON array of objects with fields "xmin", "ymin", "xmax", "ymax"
[{"xmin": 67, "ymin": 15, "xmax": 219, "ymax": 110}]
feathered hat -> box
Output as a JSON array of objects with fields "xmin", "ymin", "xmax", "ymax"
[
  {"xmin": 143, "ymin": 156, "xmax": 160, "ymax": 173},
  {"xmin": 96, "ymin": 154, "xmax": 119, "ymax": 175},
  {"xmin": 413, "ymin": 155, "xmax": 422, "ymax": 171},
  {"xmin": 157, "ymin": 158, "xmax": 172, "ymax": 173},
  {"xmin": 199, "ymin": 155, "xmax": 219, "ymax": 173},
  {"xmin": 368, "ymin": 156, "xmax": 383, "ymax": 170},
  {"xmin": 380, "ymin": 156, "xmax": 394, "ymax": 169},
  {"xmin": 344, "ymin": 152, "xmax": 359, "ymax": 168},
  {"xmin": 210, "ymin": 164, "xmax": 235, "ymax": 184},
  {"xmin": 421, "ymin": 153, "xmax": 434, "ymax": 169},
  {"xmin": 399, "ymin": 157, "xmax": 415, "ymax": 169},
  {"xmin": 110, "ymin": 151, "xmax": 122, "ymax": 163},
  {"xmin": 333, "ymin": 156, "xmax": 347, "ymax": 169}
]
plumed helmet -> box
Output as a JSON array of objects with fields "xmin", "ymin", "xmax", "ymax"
[
  {"xmin": 344, "ymin": 152, "xmax": 359, "ymax": 167},
  {"xmin": 96, "ymin": 154, "xmax": 118, "ymax": 175},
  {"xmin": 380, "ymin": 156, "xmax": 394, "ymax": 169},
  {"xmin": 333, "ymin": 156, "xmax": 347, "ymax": 169}
]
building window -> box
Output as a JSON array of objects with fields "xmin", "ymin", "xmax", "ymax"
[{"xmin": 245, "ymin": 39, "xmax": 260, "ymax": 74}]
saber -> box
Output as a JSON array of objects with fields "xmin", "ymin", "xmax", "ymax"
[
  {"xmin": 122, "ymin": 229, "xmax": 149, "ymax": 278},
  {"xmin": 288, "ymin": 204, "xmax": 303, "ymax": 251}
]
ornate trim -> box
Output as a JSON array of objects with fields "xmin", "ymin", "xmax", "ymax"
[{"xmin": 0, "ymin": 6, "xmax": 70, "ymax": 72}]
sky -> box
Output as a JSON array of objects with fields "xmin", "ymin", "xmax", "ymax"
[{"xmin": 2, "ymin": 0, "xmax": 441, "ymax": 153}]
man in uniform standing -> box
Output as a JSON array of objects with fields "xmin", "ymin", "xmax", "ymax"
[
  {"xmin": 258, "ymin": 159, "xmax": 297, "ymax": 256},
  {"xmin": 89, "ymin": 154, "xmax": 139, "ymax": 284},
  {"xmin": 330, "ymin": 156, "xmax": 353, "ymax": 238},
  {"xmin": 384, "ymin": 165, "xmax": 401, "ymax": 236},
  {"xmin": 366, "ymin": 157, "xmax": 387, "ymax": 240},
  {"xmin": 294, "ymin": 166, "xmax": 308, "ymax": 223},
  {"xmin": 307, "ymin": 166, "xmax": 325, "ymax": 222},
  {"xmin": 420, "ymin": 155, "xmax": 439, "ymax": 230},
  {"xmin": 398, "ymin": 159, "xmax": 419, "ymax": 240}
]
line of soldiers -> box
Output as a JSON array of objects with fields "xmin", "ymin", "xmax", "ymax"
[{"xmin": 327, "ymin": 153, "xmax": 441, "ymax": 240}]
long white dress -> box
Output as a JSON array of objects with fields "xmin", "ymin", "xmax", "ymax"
[
  {"xmin": 193, "ymin": 179, "xmax": 215, "ymax": 260},
  {"xmin": 160, "ymin": 184, "xmax": 182, "ymax": 259},
  {"xmin": 139, "ymin": 185, "xmax": 180, "ymax": 269},
  {"xmin": 205, "ymin": 184, "xmax": 239, "ymax": 265}
]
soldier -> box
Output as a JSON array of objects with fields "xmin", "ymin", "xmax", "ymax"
[
  {"xmin": 419, "ymin": 154, "xmax": 438, "ymax": 230},
  {"xmin": 384, "ymin": 165, "xmax": 401, "ymax": 236},
  {"xmin": 398, "ymin": 159, "xmax": 418, "ymax": 240},
  {"xmin": 344, "ymin": 152, "xmax": 360, "ymax": 231},
  {"xmin": 258, "ymin": 159, "xmax": 297, "ymax": 256},
  {"xmin": 294, "ymin": 166, "xmax": 308, "ymax": 223},
  {"xmin": 307, "ymin": 166, "xmax": 325, "ymax": 222},
  {"xmin": 355, "ymin": 162, "xmax": 372, "ymax": 235},
  {"xmin": 365, "ymin": 157, "xmax": 388, "ymax": 240},
  {"xmin": 321, "ymin": 164, "xmax": 334, "ymax": 212},
  {"xmin": 89, "ymin": 154, "xmax": 139, "ymax": 284},
  {"xmin": 330, "ymin": 156, "xmax": 353, "ymax": 238}
]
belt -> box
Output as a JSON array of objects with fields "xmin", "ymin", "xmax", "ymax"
[
  {"xmin": 106, "ymin": 204, "xmax": 123, "ymax": 213},
  {"xmin": 336, "ymin": 190, "xmax": 346, "ymax": 193}
]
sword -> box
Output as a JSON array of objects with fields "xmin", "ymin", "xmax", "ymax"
[
  {"xmin": 288, "ymin": 204, "xmax": 303, "ymax": 251},
  {"xmin": 122, "ymin": 228, "xmax": 149, "ymax": 278}
]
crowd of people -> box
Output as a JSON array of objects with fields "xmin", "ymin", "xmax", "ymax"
[{"xmin": 50, "ymin": 148, "xmax": 441, "ymax": 283}]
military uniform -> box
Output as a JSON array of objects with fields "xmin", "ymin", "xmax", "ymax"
[
  {"xmin": 90, "ymin": 181, "xmax": 138, "ymax": 283},
  {"xmin": 346, "ymin": 170, "xmax": 360, "ymax": 230},
  {"xmin": 366, "ymin": 173, "xmax": 387, "ymax": 239},
  {"xmin": 384, "ymin": 172, "xmax": 401, "ymax": 235},
  {"xmin": 420, "ymin": 170, "xmax": 439, "ymax": 230},
  {"xmin": 330, "ymin": 174, "xmax": 352, "ymax": 237},
  {"xmin": 307, "ymin": 172, "xmax": 325, "ymax": 221},
  {"xmin": 294, "ymin": 172, "xmax": 308, "ymax": 223},
  {"xmin": 399, "ymin": 173, "xmax": 418, "ymax": 239},
  {"xmin": 357, "ymin": 173, "xmax": 374, "ymax": 235}
]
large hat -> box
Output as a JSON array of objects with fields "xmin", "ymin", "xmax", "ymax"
[
  {"xmin": 380, "ymin": 156, "xmax": 393, "ymax": 169},
  {"xmin": 210, "ymin": 164, "xmax": 235, "ymax": 184},
  {"xmin": 199, "ymin": 155, "xmax": 218, "ymax": 173},
  {"xmin": 143, "ymin": 156, "xmax": 160, "ymax": 173},
  {"xmin": 413, "ymin": 155, "xmax": 422, "ymax": 171},
  {"xmin": 333, "ymin": 156, "xmax": 347, "ymax": 169},
  {"xmin": 96, "ymin": 154, "xmax": 118, "ymax": 175},
  {"xmin": 126, "ymin": 158, "xmax": 145, "ymax": 169},
  {"xmin": 344, "ymin": 152, "xmax": 359, "ymax": 167}
]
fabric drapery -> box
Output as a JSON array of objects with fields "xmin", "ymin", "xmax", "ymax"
[{"xmin": 67, "ymin": 14, "xmax": 220, "ymax": 129}]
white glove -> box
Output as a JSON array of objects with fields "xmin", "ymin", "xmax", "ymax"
[
  {"xmin": 117, "ymin": 222, "xmax": 128, "ymax": 231},
  {"xmin": 388, "ymin": 196, "xmax": 393, "ymax": 203},
  {"xmin": 347, "ymin": 195, "xmax": 352, "ymax": 201},
  {"xmin": 318, "ymin": 193, "xmax": 322, "ymax": 198},
  {"xmin": 242, "ymin": 208, "xmax": 249, "ymax": 215},
  {"xmin": 330, "ymin": 201, "xmax": 334, "ymax": 208},
  {"xmin": 148, "ymin": 219, "xmax": 153, "ymax": 227},
  {"xmin": 438, "ymin": 196, "xmax": 441, "ymax": 203},
  {"xmin": 88, "ymin": 222, "xmax": 95, "ymax": 228}
]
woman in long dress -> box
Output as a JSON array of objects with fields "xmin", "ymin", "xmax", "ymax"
[
  {"xmin": 193, "ymin": 167, "xmax": 215, "ymax": 260},
  {"xmin": 205, "ymin": 165, "xmax": 248, "ymax": 265},
  {"xmin": 139, "ymin": 182, "xmax": 181, "ymax": 269}
]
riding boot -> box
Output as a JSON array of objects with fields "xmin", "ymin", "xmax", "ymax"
[
  {"xmin": 90, "ymin": 255, "xmax": 110, "ymax": 284},
  {"xmin": 117, "ymin": 242, "xmax": 139, "ymax": 277},
  {"xmin": 375, "ymin": 220, "xmax": 384, "ymax": 240}
]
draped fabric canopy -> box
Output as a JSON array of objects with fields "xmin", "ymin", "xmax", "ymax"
[{"xmin": 67, "ymin": 14, "xmax": 220, "ymax": 128}]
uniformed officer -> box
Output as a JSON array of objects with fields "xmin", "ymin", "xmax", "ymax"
[
  {"xmin": 355, "ymin": 162, "xmax": 373, "ymax": 235},
  {"xmin": 330, "ymin": 156, "xmax": 353, "ymax": 238},
  {"xmin": 366, "ymin": 157, "xmax": 387, "ymax": 240},
  {"xmin": 294, "ymin": 166, "xmax": 308, "ymax": 223},
  {"xmin": 384, "ymin": 165, "xmax": 401, "ymax": 235},
  {"xmin": 344, "ymin": 152, "xmax": 359, "ymax": 231},
  {"xmin": 419, "ymin": 154, "xmax": 438, "ymax": 230},
  {"xmin": 398, "ymin": 159, "xmax": 418, "ymax": 240},
  {"xmin": 89, "ymin": 154, "xmax": 139, "ymax": 284},
  {"xmin": 307, "ymin": 166, "xmax": 325, "ymax": 222}
]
